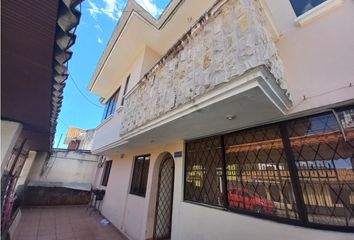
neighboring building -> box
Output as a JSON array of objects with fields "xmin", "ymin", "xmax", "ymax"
[
  {"xmin": 1, "ymin": 0, "xmax": 82, "ymax": 237},
  {"xmin": 88, "ymin": 0, "xmax": 354, "ymax": 239},
  {"xmin": 64, "ymin": 127, "xmax": 96, "ymax": 150}
]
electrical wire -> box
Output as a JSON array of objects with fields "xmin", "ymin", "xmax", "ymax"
[
  {"xmin": 62, "ymin": 3, "xmax": 103, "ymax": 109},
  {"xmin": 58, "ymin": 118, "xmax": 70, "ymax": 127},
  {"xmin": 69, "ymin": 74, "xmax": 104, "ymax": 109},
  {"xmin": 290, "ymin": 83, "xmax": 353, "ymax": 110}
]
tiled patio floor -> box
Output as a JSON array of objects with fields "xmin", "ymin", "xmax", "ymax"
[{"xmin": 13, "ymin": 205, "xmax": 128, "ymax": 240}]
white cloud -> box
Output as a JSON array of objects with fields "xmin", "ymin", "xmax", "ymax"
[
  {"xmin": 98, "ymin": 37, "xmax": 103, "ymax": 44},
  {"xmin": 94, "ymin": 24, "xmax": 103, "ymax": 32},
  {"xmin": 87, "ymin": 0, "xmax": 124, "ymax": 21},
  {"xmin": 87, "ymin": 0, "xmax": 163, "ymax": 21},
  {"xmin": 135, "ymin": 0, "xmax": 163, "ymax": 18},
  {"xmin": 88, "ymin": 0, "xmax": 101, "ymax": 19}
]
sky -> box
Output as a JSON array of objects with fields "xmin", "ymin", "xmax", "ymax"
[{"xmin": 54, "ymin": 0, "xmax": 171, "ymax": 148}]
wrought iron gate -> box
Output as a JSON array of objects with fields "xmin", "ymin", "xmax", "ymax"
[{"xmin": 154, "ymin": 155, "xmax": 175, "ymax": 240}]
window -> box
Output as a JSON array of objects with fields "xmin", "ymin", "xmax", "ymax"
[
  {"xmin": 130, "ymin": 155, "xmax": 150, "ymax": 197},
  {"xmin": 184, "ymin": 107, "xmax": 354, "ymax": 230},
  {"xmin": 121, "ymin": 75, "xmax": 130, "ymax": 106},
  {"xmin": 290, "ymin": 0, "xmax": 327, "ymax": 16},
  {"xmin": 224, "ymin": 125, "xmax": 298, "ymax": 220},
  {"xmin": 286, "ymin": 113, "xmax": 354, "ymax": 227},
  {"xmin": 185, "ymin": 136, "xmax": 224, "ymax": 207},
  {"xmin": 102, "ymin": 88, "xmax": 120, "ymax": 120},
  {"xmin": 101, "ymin": 160, "xmax": 112, "ymax": 186}
]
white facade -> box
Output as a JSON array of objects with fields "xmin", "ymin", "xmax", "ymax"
[
  {"xmin": 27, "ymin": 150, "xmax": 99, "ymax": 189},
  {"xmin": 89, "ymin": 0, "xmax": 354, "ymax": 239}
]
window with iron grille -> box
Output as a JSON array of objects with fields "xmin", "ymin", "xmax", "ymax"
[
  {"xmin": 102, "ymin": 87, "xmax": 120, "ymax": 120},
  {"xmin": 185, "ymin": 136, "xmax": 225, "ymax": 207},
  {"xmin": 286, "ymin": 112, "xmax": 354, "ymax": 227},
  {"xmin": 224, "ymin": 125, "xmax": 299, "ymax": 220},
  {"xmin": 184, "ymin": 107, "xmax": 354, "ymax": 230},
  {"xmin": 101, "ymin": 160, "xmax": 112, "ymax": 187},
  {"xmin": 130, "ymin": 155, "xmax": 150, "ymax": 197}
]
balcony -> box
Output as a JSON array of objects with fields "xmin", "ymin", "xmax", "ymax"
[{"xmin": 118, "ymin": 0, "xmax": 291, "ymax": 146}]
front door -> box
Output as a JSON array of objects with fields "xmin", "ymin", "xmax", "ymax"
[{"xmin": 154, "ymin": 155, "xmax": 175, "ymax": 240}]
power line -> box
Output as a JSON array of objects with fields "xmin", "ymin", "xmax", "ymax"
[
  {"xmin": 58, "ymin": 118, "xmax": 70, "ymax": 128},
  {"xmin": 69, "ymin": 74, "xmax": 104, "ymax": 109}
]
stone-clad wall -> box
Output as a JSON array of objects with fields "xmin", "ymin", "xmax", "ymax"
[{"xmin": 121, "ymin": 0, "xmax": 287, "ymax": 135}]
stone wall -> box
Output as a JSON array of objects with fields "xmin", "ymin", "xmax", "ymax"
[{"xmin": 121, "ymin": 0, "xmax": 287, "ymax": 135}]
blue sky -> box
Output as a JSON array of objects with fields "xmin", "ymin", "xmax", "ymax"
[{"xmin": 54, "ymin": 0, "xmax": 170, "ymax": 148}]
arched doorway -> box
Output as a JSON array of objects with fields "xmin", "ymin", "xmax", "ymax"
[{"xmin": 153, "ymin": 154, "xmax": 175, "ymax": 240}]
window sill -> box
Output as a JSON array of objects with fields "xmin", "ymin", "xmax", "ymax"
[
  {"xmin": 294, "ymin": 0, "xmax": 343, "ymax": 26},
  {"xmin": 96, "ymin": 115, "xmax": 113, "ymax": 130}
]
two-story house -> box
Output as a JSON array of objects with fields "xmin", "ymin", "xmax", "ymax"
[{"xmin": 88, "ymin": 0, "xmax": 354, "ymax": 239}]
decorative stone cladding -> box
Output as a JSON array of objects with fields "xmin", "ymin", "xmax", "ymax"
[{"xmin": 121, "ymin": 0, "xmax": 288, "ymax": 135}]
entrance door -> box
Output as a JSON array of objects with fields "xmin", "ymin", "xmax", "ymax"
[{"xmin": 154, "ymin": 155, "xmax": 175, "ymax": 240}]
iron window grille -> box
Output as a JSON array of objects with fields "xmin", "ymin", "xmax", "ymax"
[
  {"xmin": 101, "ymin": 160, "xmax": 112, "ymax": 187},
  {"xmin": 184, "ymin": 107, "xmax": 354, "ymax": 231},
  {"xmin": 102, "ymin": 87, "xmax": 120, "ymax": 120},
  {"xmin": 130, "ymin": 154, "xmax": 150, "ymax": 197}
]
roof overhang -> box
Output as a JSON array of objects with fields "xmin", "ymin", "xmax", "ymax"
[
  {"xmin": 88, "ymin": 0, "xmax": 217, "ymax": 98},
  {"xmin": 1, "ymin": 0, "xmax": 82, "ymax": 151}
]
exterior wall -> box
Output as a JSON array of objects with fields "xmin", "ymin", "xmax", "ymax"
[
  {"xmin": 27, "ymin": 150, "xmax": 98, "ymax": 186},
  {"xmin": 92, "ymin": 46, "xmax": 161, "ymax": 152},
  {"xmin": 16, "ymin": 151, "xmax": 37, "ymax": 187},
  {"xmin": 78, "ymin": 129, "xmax": 95, "ymax": 150},
  {"xmin": 121, "ymin": 0, "xmax": 286, "ymax": 135},
  {"xmin": 266, "ymin": 0, "xmax": 354, "ymax": 113},
  {"xmin": 95, "ymin": 139, "xmax": 353, "ymax": 240},
  {"xmin": 97, "ymin": 141, "xmax": 184, "ymax": 240},
  {"xmin": 174, "ymin": 203, "xmax": 353, "ymax": 240},
  {"xmin": 1, "ymin": 120, "xmax": 22, "ymax": 175},
  {"xmin": 90, "ymin": 0, "xmax": 354, "ymax": 239}
]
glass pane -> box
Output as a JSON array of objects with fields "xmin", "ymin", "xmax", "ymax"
[
  {"xmin": 224, "ymin": 125, "xmax": 298, "ymax": 219},
  {"xmin": 185, "ymin": 137, "xmax": 225, "ymax": 207},
  {"xmin": 140, "ymin": 156, "xmax": 150, "ymax": 196},
  {"xmin": 131, "ymin": 157, "xmax": 144, "ymax": 195},
  {"xmin": 102, "ymin": 102, "xmax": 110, "ymax": 120},
  {"xmin": 287, "ymin": 112, "xmax": 354, "ymax": 227},
  {"xmin": 290, "ymin": 0, "xmax": 327, "ymax": 17}
]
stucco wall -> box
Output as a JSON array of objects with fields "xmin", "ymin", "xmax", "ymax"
[
  {"xmin": 174, "ymin": 202, "xmax": 353, "ymax": 240},
  {"xmin": 16, "ymin": 151, "xmax": 37, "ymax": 187},
  {"xmin": 121, "ymin": 0, "xmax": 286, "ymax": 135},
  {"xmin": 267, "ymin": 0, "xmax": 354, "ymax": 113},
  {"xmin": 98, "ymin": 140, "xmax": 352, "ymax": 240},
  {"xmin": 27, "ymin": 150, "xmax": 98, "ymax": 186},
  {"xmin": 98, "ymin": 141, "xmax": 184, "ymax": 240},
  {"xmin": 1, "ymin": 120, "xmax": 22, "ymax": 175}
]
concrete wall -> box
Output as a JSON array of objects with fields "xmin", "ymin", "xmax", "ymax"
[
  {"xmin": 92, "ymin": 46, "xmax": 161, "ymax": 152},
  {"xmin": 27, "ymin": 150, "xmax": 98, "ymax": 187},
  {"xmin": 1, "ymin": 120, "xmax": 22, "ymax": 175},
  {"xmin": 266, "ymin": 0, "xmax": 354, "ymax": 113},
  {"xmin": 95, "ymin": 141, "xmax": 184, "ymax": 240},
  {"xmin": 16, "ymin": 151, "xmax": 37, "ymax": 187}
]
